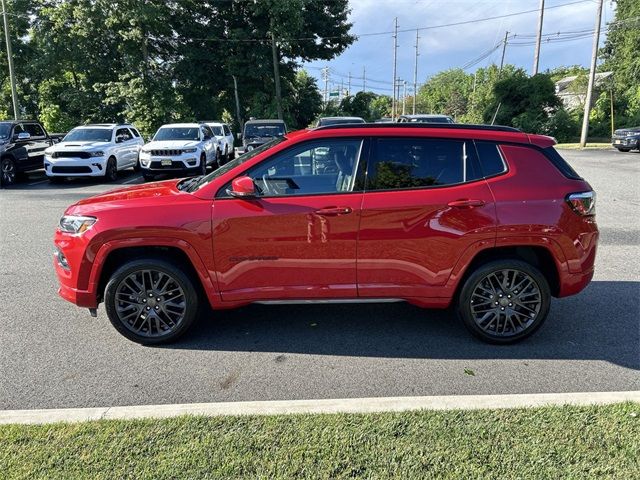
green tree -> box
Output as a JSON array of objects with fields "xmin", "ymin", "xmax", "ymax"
[{"xmin": 289, "ymin": 70, "xmax": 322, "ymax": 129}]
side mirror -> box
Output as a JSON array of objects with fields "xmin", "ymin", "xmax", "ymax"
[
  {"xmin": 227, "ymin": 176, "xmax": 256, "ymax": 198},
  {"xmin": 236, "ymin": 133, "xmax": 242, "ymax": 140},
  {"xmin": 16, "ymin": 132, "xmax": 30, "ymax": 141}
]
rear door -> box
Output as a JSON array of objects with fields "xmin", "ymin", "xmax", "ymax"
[
  {"xmin": 357, "ymin": 136, "xmax": 497, "ymax": 298},
  {"xmin": 212, "ymin": 137, "xmax": 366, "ymax": 301}
]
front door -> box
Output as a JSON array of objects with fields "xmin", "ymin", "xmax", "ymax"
[
  {"xmin": 357, "ymin": 136, "xmax": 497, "ymax": 298},
  {"xmin": 212, "ymin": 137, "xmax": 365, "ymax": 302}
]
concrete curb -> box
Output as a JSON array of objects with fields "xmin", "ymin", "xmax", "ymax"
[{"xmin": 1, "ymin": 391, "xmax": 638, "ymax": 425}]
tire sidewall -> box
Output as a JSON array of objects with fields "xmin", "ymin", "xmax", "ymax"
[
  {"xmin": 457, "ymin": 259, "xmax": 551, "ymax": 344},
  {"xmin": 104, "ymin": 258, "xmax": 199, "ymax": 345},
  {"xmin": 1, "ymin": 157, "xmax": 17, "ymax": 186},
  {"xmin": 106, "ymin": 157, "xmax": 118, "ymax": 181}
]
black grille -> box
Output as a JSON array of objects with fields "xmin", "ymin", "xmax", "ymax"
[
  {"xmin": 51, "ymin": 166, "xmax": 93, "ymax": 173},
  {"xmin": 150, "ymin": 149, "xmax": 184, "ymax": 156},
  {"xmin": 52, "ymin": 151, "xmax": 92, "ymax": 159}
]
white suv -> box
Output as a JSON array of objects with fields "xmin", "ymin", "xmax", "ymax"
[
  {"xmin": 201, "ymin": 121, "xmax": 235, "ymax": 165},
  {"xmin": 44, "ymin": 124, "xmax": 143, "ymax": 182},
  {"xmin": 139, "ymin": 123, "xmax": 217, "ymax": 181}
]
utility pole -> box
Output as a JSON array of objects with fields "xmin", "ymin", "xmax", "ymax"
[
  {"xmin": 363, "ymin": 66, "xmax": 367, "ymax": 93},
  {"xmin": 340, "ymin": 78, "xmax": 344, "ymax": 100},
  {"xmin": 532, "ymin": 0, "xmax": 545, "ymax": 75},
  {"xmin": 391, "ymin": 17, "xmax": 398, "ymax": 120},
  {"xmin": 1, "ymin": 0, "xmax": 19, "ymax": 120},
  {"xmin": 402, "ymin": 80, "xmax": 407, "ymax": 115},
  {"xmin": 499, "ymin": 31, "xmax": 509, "ymax": 75},
  {"xmin": 580, "ymin": 0, "xmax": 604, "ymax": 148},
  {"xmin": 347, "ymin": 71, "xmax": 351, "ymax": 96},
  {"xmin": 321, "ymin": 66, "xmax": 329, "ymax": 104},
  {"xmin": 232, "ymin": 75, "xmax": 243, "ymax": 130},
  {"xmin": 270, "ymin": 27, "xmax": 283, "ymax": 120},
  {"xmin": 413, "ymin": 29, "xmax": 419, "ymax": 115}
]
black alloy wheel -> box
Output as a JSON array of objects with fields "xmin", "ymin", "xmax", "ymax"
[
  {"xmin": 104, "ymin": 259, "xmax": 199, "ymax": 344},
  {"xmin": 105, "ymin": 157, "xmax": 118, "ymax": 182},
  {"xmin": 458, "ymin": 259, "xmax": 550, "ymax": 344},
  {"xmin": 1, "ymin": 158, "xmax": 17, "ymax": 186}
]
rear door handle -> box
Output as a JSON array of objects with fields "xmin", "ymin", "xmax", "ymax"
[
  {"xmin": 315, "ymin": 206, "xmax": 353, "ymax": 216},
  {"xmin": 447, "ymin": 199, "xmax": 486, "ymax": 208}
]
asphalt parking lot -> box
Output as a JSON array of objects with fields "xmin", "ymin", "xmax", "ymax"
[{"xmin": 0, "ymin": 149, "xmax": 638, "ymax": 410}]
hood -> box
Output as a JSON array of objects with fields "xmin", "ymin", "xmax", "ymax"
[
  {"xmin": 145, "ymin": 140, "xmax": 200, "ymax": 149},
  {"xmin": 614, "ymin": 127, "xmax": 640, "ymax": 134},
  {"xmin": 67, "ymin": 179, "xmax": 182, "ymax": 213},
  {"xmin": 53, "ymin": 141, "xmax": 110, "ymax": 149}
]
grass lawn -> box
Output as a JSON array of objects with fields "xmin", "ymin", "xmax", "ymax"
[
  {"xmin": 1, "ymin": 403, "xmax": 638, "ymax": 479},
  {"xmin": 556, "ymin": 142, "xmax": 614, "ymax": 150}
]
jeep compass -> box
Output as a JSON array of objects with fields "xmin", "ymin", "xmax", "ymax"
[{"xmin": 53, "ymin": 123, "xmax": 598, "ymax": 345}]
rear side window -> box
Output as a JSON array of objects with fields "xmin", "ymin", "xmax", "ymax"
[
  {"xmin": 474, "ymin": 141, "xmax": 507, "ymax": 177},
  {"xmin": 543, "ymin": 146, "xmax": 582, "ymax": 180},
  {"xmin": 366, "ymin": 138, "xmax": 482, "ymax": 191}
]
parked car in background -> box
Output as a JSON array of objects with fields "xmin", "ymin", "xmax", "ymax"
[
  {"xmin": 397, "ymin": 114, "xmax": 454, "ymax": 124},
  {"xmin": 201, "ymin": 121, "xmax": 235, "ymax": 164},
  {"xmin": 316, "ymin": 116, "xmax": 366, "ymax": 127},
  {"xmin": 611, "ymin": 127, "xmax": 640, "ymax": 152},
  {"xmin": 139, "ymin": 123, "xmax": 217, "ymax": 181},
  {"xmin": 374, "ymin": 117, "xmax": 394, "ymax": 123},
  {"xmin": 54, "ymin": 123, "xmax": 598, "ymax": 345},
  {"xmin": 0, "ymin": 120, "xmax": 63, "ymax": 186},
  {"xmin": 237, "ymin": 119, "xmax": 286, "ymax": 155},
  {"xmin": 44, "ymin": 124, "xmax": 143, "ymax": 183}
]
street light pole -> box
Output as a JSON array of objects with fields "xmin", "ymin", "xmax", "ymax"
[
  {"xmin": 532, "ymin": 0, "xmax": 545, "ymax": 75},
  {"xmin": 1, "ymin": 0, "xmax": 19, "ymax": 120}
]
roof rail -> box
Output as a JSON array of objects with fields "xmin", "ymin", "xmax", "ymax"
[{"xmin": 314, "ymin": 123, "xmax": 521, "ymax": 133}]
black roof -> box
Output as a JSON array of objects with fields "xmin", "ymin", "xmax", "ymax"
[{"xmin": 314, "ymin": 123, "xmax": 521, "ymax": 133}]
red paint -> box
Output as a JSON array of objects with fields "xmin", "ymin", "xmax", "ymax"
[{"xmin": 53, "ymin": 125, "xmax": 598, "ymax": 313}]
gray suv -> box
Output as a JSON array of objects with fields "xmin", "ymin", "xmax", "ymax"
[{"xmin": 238, "ymin": 119, "xmax": 286, "ymax": 155}]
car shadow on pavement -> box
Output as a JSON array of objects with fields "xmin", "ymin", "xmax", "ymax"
[
  {"xmin": 2, "ymin": 170, "xmax": 142, "ymax": 190},
  {"xmin": 173, "ymin": 280, "xmax": 640, "ymax": 370}
]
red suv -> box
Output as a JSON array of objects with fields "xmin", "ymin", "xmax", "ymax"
[{"xmin": 53, "ymin": 124, "xmax": 598, "ymax": 345}]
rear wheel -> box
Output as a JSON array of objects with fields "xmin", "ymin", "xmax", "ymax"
[
  {"xmin": 104, "ymin": 258, "xmax": 200, "ymax": 345},
  {"xmin": 1, "ymin": 157, "xmax": 17, "ymax": 186},
  {"xmin": 457, "ymin": 259, "xmax": 550, "ymax": 344},
  {"xmin": 105, "ymin": 157, "xmax": 118, "ymax": 182}
]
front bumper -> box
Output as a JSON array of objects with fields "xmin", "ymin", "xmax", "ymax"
[
  {"xmin": 45, "ymin": 156, "xmax": 108, "ymax": 177},
  {"xmin": 54, "ymin": 229, "xmax": 99, "ymax": 308},
  {"xmin": 611, "ymin": 136, "xmax": 640, "ymax": 148},
  {"xmin": 139, "ymin": 152, "xmax": 201, "ymax": 172}
]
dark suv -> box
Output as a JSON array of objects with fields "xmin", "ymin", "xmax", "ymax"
[
  {"xmin": 612, "ymin": 127, "xmax": 640, "ymax": 152},
  {"xmin": 0, "ymin": 120, "xmax": 61, "ymax": 186},
  {"xmin": 54, "ymin": 123, "xmax": 598, "ymax": 345}
]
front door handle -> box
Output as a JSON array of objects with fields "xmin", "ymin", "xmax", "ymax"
[
  {"xmin": 315, "ymin": 206, "xmax": 353, "ymax": 216},
  {"xmin": 447, "ymin": 199, "xmax": 486, "ymax": 208}
]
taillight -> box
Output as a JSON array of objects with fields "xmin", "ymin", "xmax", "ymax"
[{"xmin": 566, "ymin": 191, "xmax": 596, "ymax": 216}]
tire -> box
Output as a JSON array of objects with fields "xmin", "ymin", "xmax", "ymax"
[
  {"xmin": 457, "ymin": 259, "xmax": 550, "ymax": 344},
  {"xmin": 199, "ymin": 154, "xmax": 207, "ymax": 175},
  {"xmin": 104, "ymin": 258, "xmax": 200, "ymax": 345},
  {"xmin": 133, "ymin": 157, "xmax": 141, "ymax": 172},
  {"xmin": 1, "ymin": 157, "xmax": 17, "ymax": 186},
  {"xmin": 142, "ymin": 172, "xmax": 155, "ymax": 182},
  {"xmin": 105, "ymin": 157, "xmax": 118, "ymax": 182},
  {"xmin": 229, "ymin": 147, "xmax": 235, "ymax": 160},
  {"xmin": 48, "ymin": 176, "xmax": 64, "ymax": 184},
  {"xmin": 617, "ymin": 148, "xmax": 630, "ymax": 152}
]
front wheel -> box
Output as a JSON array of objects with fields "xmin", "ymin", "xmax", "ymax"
[
  {"xmin": 1, "ymin": 157, "xmax": 17, "ymax": 186},
  {"xmin": 200, "ymin": 154, "xmax": 207, "ymax": 175},
  {"xmin": 104, "ymin": 258, "xmax": 200, "ymax": 344},
  {"xmin": 105, "ymin": 157, "xmax": 118, "ymax": 182},
  {"xmin": 457, "ymin": 259, "xmax": 550, "ymax": 344}
]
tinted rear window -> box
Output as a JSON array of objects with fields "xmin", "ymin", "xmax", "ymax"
[
  {"xmin": 543, "ymin": 147, "xmax": 582, "ymax": 180},
  {"xmin": 475, "ymin": 141, "xmax": 507, "ymax": 177}
]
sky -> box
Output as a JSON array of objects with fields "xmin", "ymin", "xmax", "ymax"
[{"xmin": 303, "ymin": 0, "xmax": 616, "ymax": 96}]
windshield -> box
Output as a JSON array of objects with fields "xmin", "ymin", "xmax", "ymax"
[
  {"xmin": 244, "ymin": 123, "xmax": 285, "ymax": 139},
  {"xmin": 318, "ymin": 118, "xmax": 365, "ymax": 126},
  {"xmin": 0, "ymin": 123, "xmax": 11, "ymax": 139},
  {"xmin": 154, "ymin": 127, "xmax": 200, "ymax": 141},
  {"xmin": 208, "ymin": 126, "xmax": 224, "ymax": 136},
  {"xmin": 63, "ymin": 128, "xmax": 112, "ymax": 143},
  {"xmin": 184, "ymin": 137, "xmax": 286, "ymax": 193}
]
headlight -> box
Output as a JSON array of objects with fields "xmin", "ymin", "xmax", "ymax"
[
  {"xmin": 59, "ymin": 215, "xmax": 97, "ymax": 234},
  {"xmin": 183, "ymin": 148, "xmax": 197, "ymax": 153},
  {"xmin": 247, "ymin": 145, "xmax": 254, "ymax": 151},
  {"xmin": 89, "ymin": 151, "xmax": 104, "ymax": 157},
  {"xmin": 140, "ymin": 147, "xmax": 150, "ymax": 153}
]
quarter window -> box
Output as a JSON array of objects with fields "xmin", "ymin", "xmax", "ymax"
[
  {"xmin": 238, "ymin": 139, "xmax": 363, "ymax": 197},
  {"xmin": 474, "ymin": 142, "xmax": 507, "ymax": 177},
  {"xmin": 367, "ymin": 138, "xmax": 481, "ymax": 191}
]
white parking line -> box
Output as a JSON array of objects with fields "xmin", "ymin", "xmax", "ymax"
[
  {"xmin": 27, "ymin": 179, "xmax": 49, "ymax": 186},
  {"xmin": 121, "ymin": 176, "xmax": 141, "ymax": 185},
  {"xmin": 1, "ymin": 391, "xmax": 638, "ymax": 425}
]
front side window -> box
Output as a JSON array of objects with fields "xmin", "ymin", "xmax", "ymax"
[
  {"xmin": 367, "ymin": 138, "xmax": 481, "ymax": 191},
  {"xmin": 116, "ymin": 128, "xmax": 132, "ymax": 141},
  {"xmin": 223, "ymin": 125, "xmax": 231, "ymax": 135},
  {"xmin": 227, "ymin": 139, "xmax": 363, "ymax": 197},
  {"xmin": 210, "ymin": 125, "xmax": 224, "ymax": 136},
  {"xmin": 24, "ymin": 123, "xmax": 45, "ymax": 137}
]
